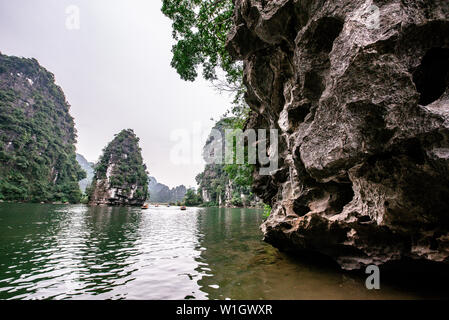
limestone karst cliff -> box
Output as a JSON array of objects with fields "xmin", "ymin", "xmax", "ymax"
[
  {"xmin": 76, "ymin": 153, "xmax": 94, "ymax": 193},
  {"xmin": 148, "ymin": 176, "xmax": 186, "ymax": 203},
  {"xmin": 89, "ymin": 129, "xmax": 148, "ymax": 206},
  {"xmin": 226, "ymin": 0, "xmax": 449, "ymax": 269},
  {"xmin": 0, "ymin": 53, "xmax": 85, "ymax": 203}
]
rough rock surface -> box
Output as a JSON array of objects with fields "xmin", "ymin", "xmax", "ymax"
[
  {"xmin": 89, "ymin": 129, "xmax": 148, "ymax": 206},
  {"xmin": 227, "ymin": 0, "xmax": 449, "ymax": 270}
]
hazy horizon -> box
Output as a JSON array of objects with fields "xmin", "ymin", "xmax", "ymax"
[{"xmin": 0, "ymin": 0, "xmax": 233, "ymax": 188}]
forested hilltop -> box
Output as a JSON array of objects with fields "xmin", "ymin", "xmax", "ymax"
[
  {"xmin": 88, "ymin": 129, "xmax": 148, "ymax": 206},
  {"xmin": 0, "ymin": 53, "xmax": 85, "ymax": 203}
]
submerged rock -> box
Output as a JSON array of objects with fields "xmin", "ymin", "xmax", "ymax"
[
  {"xmin": 227, "ymin": 0, "xmax": 449, "ymax": 269},
  {"xmin": 89, "ymin": 129, "xmax": 148, "ymax": 206}
]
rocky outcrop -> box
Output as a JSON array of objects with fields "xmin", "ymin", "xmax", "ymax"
[
  {"xmin": 227, "ymin": 0, "xmax": 449, "ymax": 269},
  {"xmin": 0, "ymin": 53, "xmax": 85, "ymax": 203},
  {"xmin": 89, "ymin": 129, "xmax": 148, "ymax": 206},
  {"xmin": 148, "ymin": 176, "xmax": 186, "ymax": 203}
]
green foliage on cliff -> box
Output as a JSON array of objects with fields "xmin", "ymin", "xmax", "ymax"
[
  {"xmin": 183, "ymin": 188, "xmax": 202, "ymax": 206},
  {"xmin": 0, "ymin": 54, "xmax": 85, "ymax": 203},
  {"xmin": 89, "ymin": 129, "xmax": 148, "ymax": 203},
  {"xmin": 222, "ymin": 118, "xmax": 254, "ymax": 187},
  {"xmin": 196, "ymin": 116, "xmax": 255, "ymax": 207},
  {"xmin": 263, "ymin": 204, "xmax": 271, "ymax": 219}
]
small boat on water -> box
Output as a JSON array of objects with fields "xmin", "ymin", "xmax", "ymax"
[
  {"xmin": 141, "ymin": 203, "xmax": 149, "ymax": 209},
  {"xmin": 180, "ymin": 206, "xmax": 187, "ymax": 211}
]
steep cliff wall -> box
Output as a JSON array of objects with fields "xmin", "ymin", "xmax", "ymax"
[
  {"xmin": 227, "ymin": 0, "xmax": 449, "ymax": 269},
  {"xmin": 89, "ymin": 129, "xmax": 148, "ymax": 206},
  {"xmin": 0, "ymin": 53, "xmax": 85, "ymax": 203},
  {"xmin": 76, "ymin": 153, "xmax": 94, "ymax": 193}
]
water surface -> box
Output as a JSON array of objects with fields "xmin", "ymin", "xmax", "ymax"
[{"xmin": 0, "ymin": 203, "xmax": 440, "ymax": 299}]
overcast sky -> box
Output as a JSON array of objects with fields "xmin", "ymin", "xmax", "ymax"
[{"xmin": 0, "ymin": 0, "xmax": 232, "ymax": 188}]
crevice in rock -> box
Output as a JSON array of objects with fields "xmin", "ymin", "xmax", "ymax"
[
  {"xmin": 288, "ymin": 102, "xmax": 311, "ymax": 126},
  {"xmin": 413, "ymin": 47, "xmax": 449, "ymax": 105},
  {"xmin": 308, "ymin": 17, "xmax": 344, "ymax": 55},
  {"xmin": 303, "ymin": 71, "xmax": 324, "ymax": 101},
  {"xmin": 301, "ymin": 17, "xmax": 344, "ymax": 105},
  {"xmin": 292, "ymin": 200, "xmax": 310, "ymax": 216},
  {"xmin": 403, "ymin": 138, "xmax": 426, "ymax": 165},
  {"xmin": 329, "ymin": 182, "xmax": 354, "ymax": 213}
]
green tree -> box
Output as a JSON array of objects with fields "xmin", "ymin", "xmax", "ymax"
[
  {"xmin": 162, "ymin": 0, "xmax": 239, "ymax": 82},
  {"xmin": 223, "ymin": 118, "xmax": 254, "ymax": 188},
  {"xmin": 163, "ymin": 1, "xmax": 260, "ymax": 206},
  {"xmin": 183, "ymin": 188, "xmax": 202, "ymax": 206}
]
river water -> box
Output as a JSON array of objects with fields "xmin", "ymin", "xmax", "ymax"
[{"xmin": 0, "ymin": 203, "xmax": 443, "ymax": 299}]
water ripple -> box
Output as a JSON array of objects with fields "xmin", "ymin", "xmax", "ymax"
[
  {"xmin": 0, "ymin": 204, "xmax": 207, "ymax": 300},
  {"xmin": 1, "ymin": 204, "xmax": 434, "ymax": 300}
]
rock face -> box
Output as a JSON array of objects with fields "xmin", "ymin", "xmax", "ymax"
[
  {"xmin": 89, "ymin": 129, "xmax": 148, "ymax": 206},
  {"xmin": 227, "ymin": 0, "xmax": 449, "ymax": 269},
  {"xmin": 148, "ymin": 176, "xmax": 186, "ymax": 203},
  {"xmin": 76, "ymin": 153, "xmax": 94, "ymax": 193},
  {"xmin": 0, "ymin": 53, "xmax": 85, "ymax": 203}
]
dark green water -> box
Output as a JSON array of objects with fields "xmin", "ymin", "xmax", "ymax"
[{"xmin": 0, "ymin": 203, "xmax": 438, "ymax": 299}]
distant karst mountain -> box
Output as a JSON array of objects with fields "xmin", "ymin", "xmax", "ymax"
[
  {"xmin": 0, "ymin": 53, "xmax": 85, "ymax": 203},
  {"xmin": 88, "ymin": 129, "xmax": 148, "ymax": 206},
  {"xmin": 148, "ymin": 176, "xmax": 186, "ymax": 203},
  {"xmin": 76, "ymin": 153, "xmax": 94, "ymax": 193}
]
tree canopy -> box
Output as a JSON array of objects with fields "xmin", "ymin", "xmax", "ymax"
[{"xmin": 161, "ymin": 0, "xmax": 243, "ymax": 94}]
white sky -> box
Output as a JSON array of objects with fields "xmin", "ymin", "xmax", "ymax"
[{"xmin": 0, "ymin": 0, "xmax": 232, "ymax": 188}]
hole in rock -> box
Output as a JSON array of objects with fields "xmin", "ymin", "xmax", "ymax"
[
  {"xmin": 293, "ymin": 201, "xmax": 310, "ymax": 217},
  {"xmin": 358, "ymin": 215, "xmax": 371, "ymax": 223},
  {"xmin": 403, "ymin": 138, "xmax": 425, "ymax": 165},
  {"xmin": 309, "ymin": 17, "xmax": 344, "ymax": 54},
  {"xmin": 413, "ymin": 48, "xmax": 449, "ymax": 105},
  {"xmin": 289, "ymin": 103, "xmax": 311, "ymax": 125},
  {"xmin": 304, "ymin": 71, "xmax": 324, "ymax": 101},
  {"xmin": 330, "ymin": 183, "xmax": 354, "ymax": 213}
]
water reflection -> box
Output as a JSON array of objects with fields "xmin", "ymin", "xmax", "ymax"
[
  {"xmin": 0, "ymin": 204, "xmax": 445, "ymax": 300},
  {"xmin": 194, "ymin": 207, "xmax": 427, "ymax": 300},
  {"xmin": 0, "ymin": 204, "xmax": 206, "ymax": 299}
]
